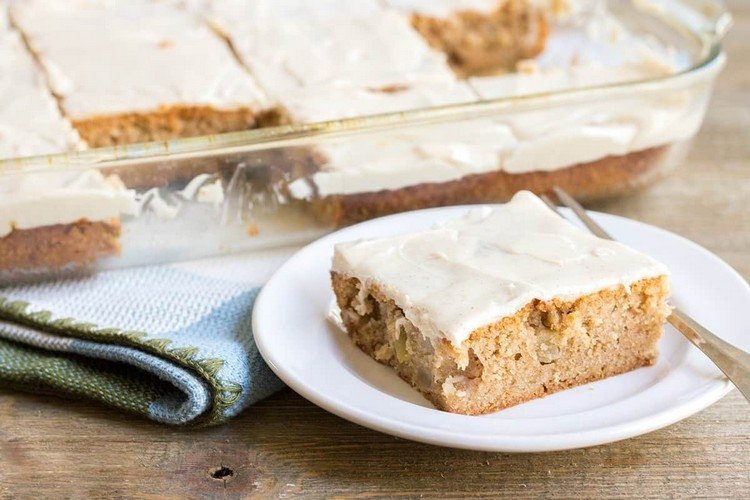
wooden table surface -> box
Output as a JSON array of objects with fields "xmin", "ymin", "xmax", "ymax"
[{"xmin": 2, "ymin": 3, "xmax": 749, "ymax": 498}]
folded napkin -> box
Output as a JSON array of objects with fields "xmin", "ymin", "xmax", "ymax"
[{"xmin": 0, "ymin": 247, "xmax": 296, "ymax": 426}]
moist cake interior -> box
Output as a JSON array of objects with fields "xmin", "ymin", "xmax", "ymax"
[{"xmin": 333, "ymin": 273, "xmax": 670, "ymax": 414}]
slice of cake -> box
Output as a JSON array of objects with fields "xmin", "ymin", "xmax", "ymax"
[
  {"xmin": 10, "ymin": 0, "xmax": 276, "ymax": 148},
  {"xmin": 209, "ymin": 0, "xmax": 457, "ymax": 95},
  {"xmin": 208, "ymin": 0, "xmax": 473, "ymax": 123},
  {"xmin": 383, "ymin": 0, "xmax": 550, "ymax": 77},
  {"xmin": 331, "ymin": 191, "xmax": 671, "ymax": 414},
  {"xmin": 0, "ymin": 7, "xmax": 82, "ymax": 158}
]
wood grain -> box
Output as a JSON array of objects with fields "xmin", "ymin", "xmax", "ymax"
[{"xmin": 1, "ymin": 2, "xmax": 749, "ymax": 497}]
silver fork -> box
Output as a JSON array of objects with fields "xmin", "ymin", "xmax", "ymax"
[{"xmin": 541, "ymin": 186, "xmax": 750, "ymax": 403}]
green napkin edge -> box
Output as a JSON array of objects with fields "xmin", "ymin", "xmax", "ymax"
[
  {"xmin": 0, "ymin": 295, "xmax": 243, "ymax": 426},
  {"xmin": 0, "ymin": 338, "xmax": 166, "ymax": 416}
]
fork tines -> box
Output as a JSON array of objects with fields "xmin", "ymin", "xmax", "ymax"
[{"xmin": 543, "ymin": 187, "xmax": 613, "ymax": 240}]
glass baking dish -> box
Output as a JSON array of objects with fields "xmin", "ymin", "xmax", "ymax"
[{"xmin": 0, "ymin": 0, "xmax": 730, "ymax": 284}]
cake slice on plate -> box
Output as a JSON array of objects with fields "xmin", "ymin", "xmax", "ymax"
[{"xmin": 331, "ymin": 191, "xmax": 671, "ymax": 414}]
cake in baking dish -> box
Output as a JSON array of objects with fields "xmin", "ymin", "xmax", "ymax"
[
  {"xmin": 10, "ymin": 0, "xmax": 279, "ymax": 148},
  {"xmin": 276, "ymin": 0, "xmax": 691, "ymax": 226},
  {"xmin": 331, "ymin": 191, "xmax": 671, "ymax": 414},
  {"xmin": 1, "ymin": 0, "xmax": 276, "ymax": 273},
  {"xmin": 0, "ymin": 0, "xmax": 702, "ymax": 277}
]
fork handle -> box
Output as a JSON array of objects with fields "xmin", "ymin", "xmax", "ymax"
[{"xmin": 669, "ymin": 307, "xmax": 750, "ymax": 401}]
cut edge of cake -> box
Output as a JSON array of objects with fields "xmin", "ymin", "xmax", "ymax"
[
  {"xmin": 386, "ymin": 0, "xmax": 550, "ymax": 78},
  {"xmin": 0, "ymin": 169, "xmax": 137, "ymax": 274},
  {"xmin": 0, "ymin": 219, "xmax": 122, "ymax": 272},
  {"xmin": 69, "ymin": 104, "xmax": 288, "ymax": 149}
]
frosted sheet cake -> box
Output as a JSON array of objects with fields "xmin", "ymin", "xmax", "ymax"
[
  {"xmin": 0, "ymin": 0, "xmax": 714, "ymax": 277},
  {"xmin": 207, "ymin": 0, "xmax": 484, "ymax": 209},
  {"xmin": 331, "ymin": 191, "xmax": 671, "ymax": 414},
  {"xmin": 209, "ymin": 0, "xmax": 546, "ymax": 223}
]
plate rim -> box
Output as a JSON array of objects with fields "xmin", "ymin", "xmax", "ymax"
[{"xmin": 253, "ymin": 205, "xmax": 745, "ymax": 452}]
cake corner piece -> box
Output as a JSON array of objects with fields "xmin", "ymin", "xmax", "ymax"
[
  {"xmin": 330, "ymin": 191, "xmax": 671, "ymax": 414},
  {"xmin": 10, "ymin": 0, "xmax": 277, "ymax": 148}
]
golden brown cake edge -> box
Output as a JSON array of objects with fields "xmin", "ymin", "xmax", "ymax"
[
  {"xmin": 311, "ymin": 145, "xmax": 672, "ymax": 227},
  {"xmin": 72, "ymin": 104, "xmax": 288, "ymax": 148}
]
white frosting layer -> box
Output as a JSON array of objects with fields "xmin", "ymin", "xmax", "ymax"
[
  {"xmin": 0, "ymin": 10, "xmax": 82, "ymax": 159},
  {"xmin": 0, "ymin": 166, "xmax": 235, "ymax": 234},
  {"xmin": 288, "ymin": 119, "xmax": 515, "ymax": 198},
  {"xmin": 209, "ymin": 0, "xmax": 455, "ymax": 94},
  {"xmin": 280, "ymin": 80, "xmax": 475, "ymax": 124},
  {"xmin": 0, "ymin": 170, "xmax": 137, "ymax": 237},
  {"xmin": 382, "ymin": 0, "xmax": 503, "ymax": 17},
  {"xmin": 11, "ymin": 0, "xmax": 270, "ymax": 119},
  {"xmin": 333, "ymin": 191, "xmax": 668, "ymax": 345}
]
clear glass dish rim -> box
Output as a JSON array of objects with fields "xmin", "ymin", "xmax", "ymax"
[{"xmin": 0, "ymin": 0, "xmax": 731, "ymax": 174}]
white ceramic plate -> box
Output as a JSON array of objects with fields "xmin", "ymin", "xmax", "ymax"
[{"xmin": 253, "ymin": 206, "xmax": 750, "ymax": 452}]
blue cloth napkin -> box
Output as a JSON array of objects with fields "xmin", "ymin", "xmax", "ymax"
[{"xmin": 0, "ymin": 248, "xmax": 295, "ymax": 426}]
